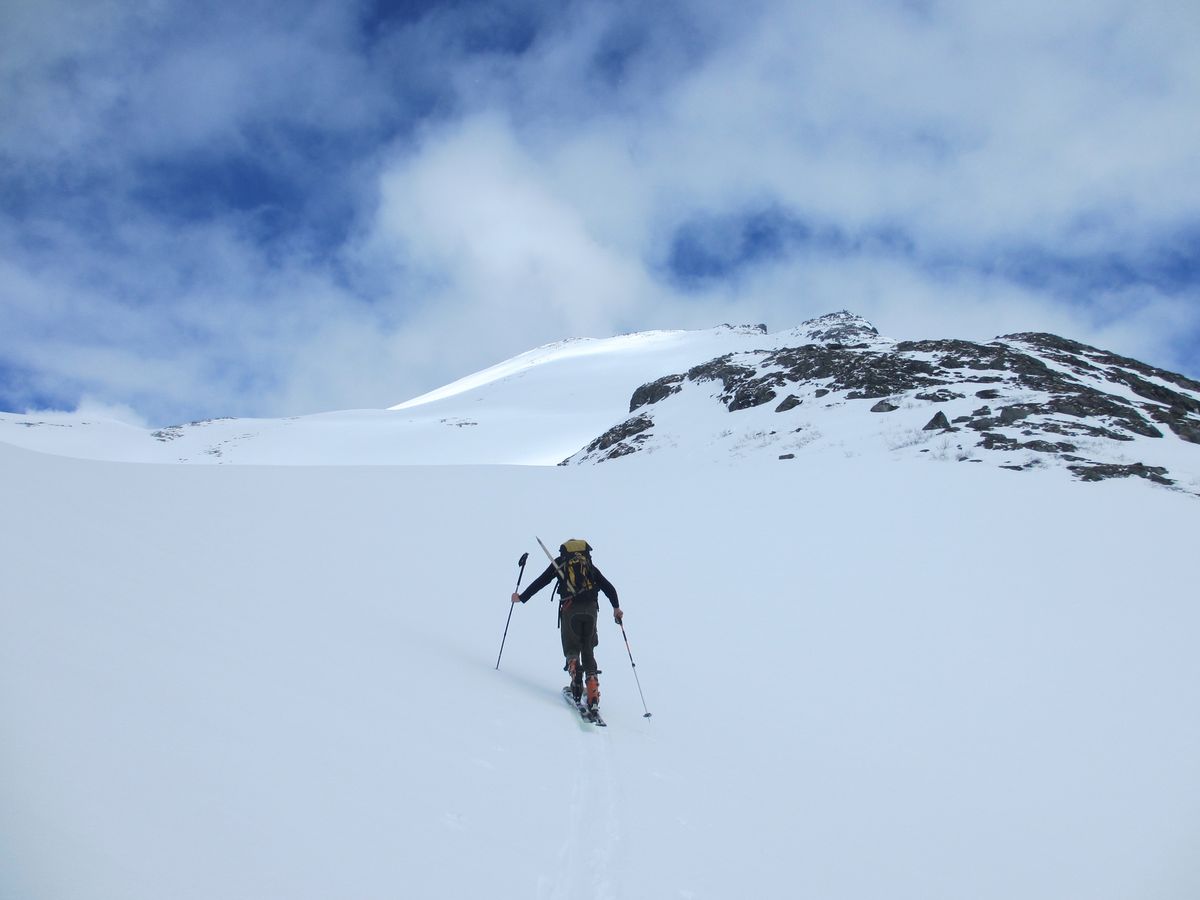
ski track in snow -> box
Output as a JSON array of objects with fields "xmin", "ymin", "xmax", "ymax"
[{"xmin": 542, "ymin": 695, "xmax": 620, "ymax": 900}]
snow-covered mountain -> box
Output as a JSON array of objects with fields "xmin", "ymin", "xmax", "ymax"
[
  {"xmin": 568, "ymin": 312, "xmax": 1200, "ymax": 493},
  {"xmin": 3, "ymin": 311, "xmax": 1199, "ymax": 496},
  {"xmin": 0, "ymin": 323, "xmax": 778, "ymax": 466},
  {"xmin": 3, "ymin": 315, "xmax": 1200, "ymax": 900}
]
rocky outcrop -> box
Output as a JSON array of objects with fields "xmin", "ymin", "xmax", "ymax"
[
  {"xmin": 629, "ymin": 375, "xmax": 684, "ymax": 413},
  {"xmin": 1067, "ymin": 462, "xmax": 1174, "ymax": 486},
  {"xmin": 567, "ymin": 413, "xmax": 656, "ymax": 464},
  {"xmin": 565, "ymin": 313, "xmax": 1200, "ymax": 494},
  {"xmin": 775, "ymin": 395, "xmax": 803, "ymax": 413},
  {"xmin": 789, "ymin": 309, "xmax": 884, "ymax": 346},
  {"xmin": 923, "ymin": 411, "xmax": 953, "ymax": 431}
]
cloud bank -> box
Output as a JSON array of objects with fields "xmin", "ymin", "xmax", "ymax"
[{"xmin": 2, "ymin": 0, "xmax": 1198, "ymax": 423}]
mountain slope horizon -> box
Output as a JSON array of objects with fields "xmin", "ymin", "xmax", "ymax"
[{"xmin": 1, "ymin": 311, "xmax": 1198, "ymax": 495}]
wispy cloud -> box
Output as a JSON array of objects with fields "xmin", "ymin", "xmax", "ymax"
[{"xmin": 2, "ymin": 0, "xmax": 1198, "ymax": 423}]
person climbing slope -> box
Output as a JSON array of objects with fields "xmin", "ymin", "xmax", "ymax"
[{"xmin": 511, "ymin": 538, "xmax": 622, "ymax": 715}]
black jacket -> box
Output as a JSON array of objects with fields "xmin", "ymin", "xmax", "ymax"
[{"xmin": 519, "ymin": 558, "xmax": 619, "ymax": 609}]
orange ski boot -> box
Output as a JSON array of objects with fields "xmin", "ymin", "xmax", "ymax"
[{"xmin": 566, "ymin": 658, "xmax": 583, "ymax": 703}]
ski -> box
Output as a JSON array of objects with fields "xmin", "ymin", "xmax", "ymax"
[
  {"xmin": 562, "ymin": 685, "xmax": 587, "ymax": 716},
  {"xmin": 562, "ymin": 686, "xmax": 606, "ymax": 726}
]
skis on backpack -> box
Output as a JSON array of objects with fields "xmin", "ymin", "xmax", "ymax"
[{"xmin": 562, "ymin": 686, "xmax": 606, "ymax": 727}]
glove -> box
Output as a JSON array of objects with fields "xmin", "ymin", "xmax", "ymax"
[
  {"xmin": 511, "ymin": 592, "xmax": 522, "ymax": 604},
  {"xmin": 613, "ymin": 607, "xmax": 624, "ymax": 624}
]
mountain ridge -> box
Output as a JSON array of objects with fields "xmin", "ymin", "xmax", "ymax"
[
  {"xmin": 564, "ymin": 312, "xmax": 1200, "ymax": 495},
  {"xmin": 1, "ymin": 311, "xmax": 1198, "ymax": 494}
]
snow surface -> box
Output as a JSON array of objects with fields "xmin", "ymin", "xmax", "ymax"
[
  {"xmin": 2, "ymin": 436, "xmax": 1200, "ymax": 899},
  {"xmin": 0, "ymin": 326, "xmax": 791, "ymax": 466},
  {"xmin": 2, "ymin": 319, "xmax": 1199, "ymax": 897}
]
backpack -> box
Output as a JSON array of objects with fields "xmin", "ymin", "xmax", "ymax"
[{"xmin": 558, "ymin": 539, "xmax": 596, "ymax": 599}]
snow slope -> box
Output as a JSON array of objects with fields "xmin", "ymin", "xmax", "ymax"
[
  {"xmin": 2, "ymin": 315, "xmax": 1197, "ymax": 500},
  {"xmin": 0, "ymin": 325, "xmax": 781, "ymax": 466},
  {"xmin": 2, "ymin": 440, "xmax": 1199, "ymax": 900}
]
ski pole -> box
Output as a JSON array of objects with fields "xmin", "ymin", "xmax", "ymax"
[
  {"xmin": 619, "ymin": 621, "xmax": 652, "ymax": 718},
  {"xmin": 495, "ymin": 552, "xmax": 529, "ymax": 670}
]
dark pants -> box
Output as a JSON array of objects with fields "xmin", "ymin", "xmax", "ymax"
[{"xmin": 560, "ymin": 598, "xmax": 600, "ymax": 675}]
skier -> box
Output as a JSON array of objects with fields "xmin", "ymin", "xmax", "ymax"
[{"xmin": 511, "ymin": 538, "xmax": 622, "ymax": 715}]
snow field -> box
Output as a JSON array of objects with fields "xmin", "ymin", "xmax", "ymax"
[{"xmin": 1, "ymin": 442, "xmax": 1199, "ymax": 899}]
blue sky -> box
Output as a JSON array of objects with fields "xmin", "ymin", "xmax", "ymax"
[{"xmin": 2, "ymin": 0, "xmax": 1199, "ymax": 425}]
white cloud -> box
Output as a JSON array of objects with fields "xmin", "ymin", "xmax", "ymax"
[
  {"xmin": 71, "ymin": 396, "xmax": 151, "ymax": 427},
  {"xmin": 349, "ymin": 0, "xmax": 1200, "ymax": 369},
  {"xmin": 2, "ymin": 0, "xmax": 1199, "ymax": 421},
  {"xmin": 364, "ymin": 115, "xmax": 668, "ymax": 367}
]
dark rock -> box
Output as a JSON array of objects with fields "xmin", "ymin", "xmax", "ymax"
[
  {"xmin": 1008, "ymin": 331, "xmax": 1200, "ymax": 394},
  {"xmin": 775, "ymin": 395, "xmax": 802, "ymax": 413},
  {"xmin": 870, "ymin": 400, "xmax": 900, "ymax": 413},
  {"xmin": 1108, "ymin": 369, "xmax": 1200, "ymax": 411},
  {"xmin": 1054, "ymin": 401, "xmax": 1086, "ymax": 417},
  {"xmin": 965, "ymin": 416, "xmax": 999, "ymax": 431},
  {"xmin": 1146, "ymin": 406, "xmax": 1200, "ymax": 444},
  {"xmin": 1038, "ymin": 419, "xmax": 1136, "ymax": 441},
  {"xmin": 576, "ymin": 414, "xmax": 655, "ymax": 462},
  {"xmin": 975, "ymin": 389, "xmax": 1001, "ymax": 399},
  {"xmin": 978, "ymin": 432, "xmax": 1019, "ymax": 450},
  {"xmin": 729, "ymin": 384, "xmax": 778, "ymax": 411},
  {"xmin": 1043, "ymin": 394, "xmax": 1161, "ymax": 438},
  {"xmin": 778, "ymin": 453, "xmax": 795, "ymax": 460},
  {"xmin": 1021, "ymin": 440, "xmax": 1077, "ymax": 454},
  {"xmin": 999, "ymin": 404, "xmax": 1039, "ymax": 425},
  {"xmin": 630, "ymin": 375, "xmax": 684, "ymax": 412},
  {"xmin": 923, "ymin": 411, "xmax": 953, "ymax": 431},
  {"xmin": 686, "ymin": 357, "xmax": 757, "ymax": 393},
  {"xmin": 1068, "ymin": 462, "xmax": 1174, "ymax": 486},
  {"xmin": 770, "ymin": 343, "xmax": 943, "ymax": 399},
  {"xmin": 915, "ymin": 389, "xmax": 965, "ymax": 403},
  {"xmin": 684, "ymin": 357, "xmax": 779, "ymax": 411}
]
